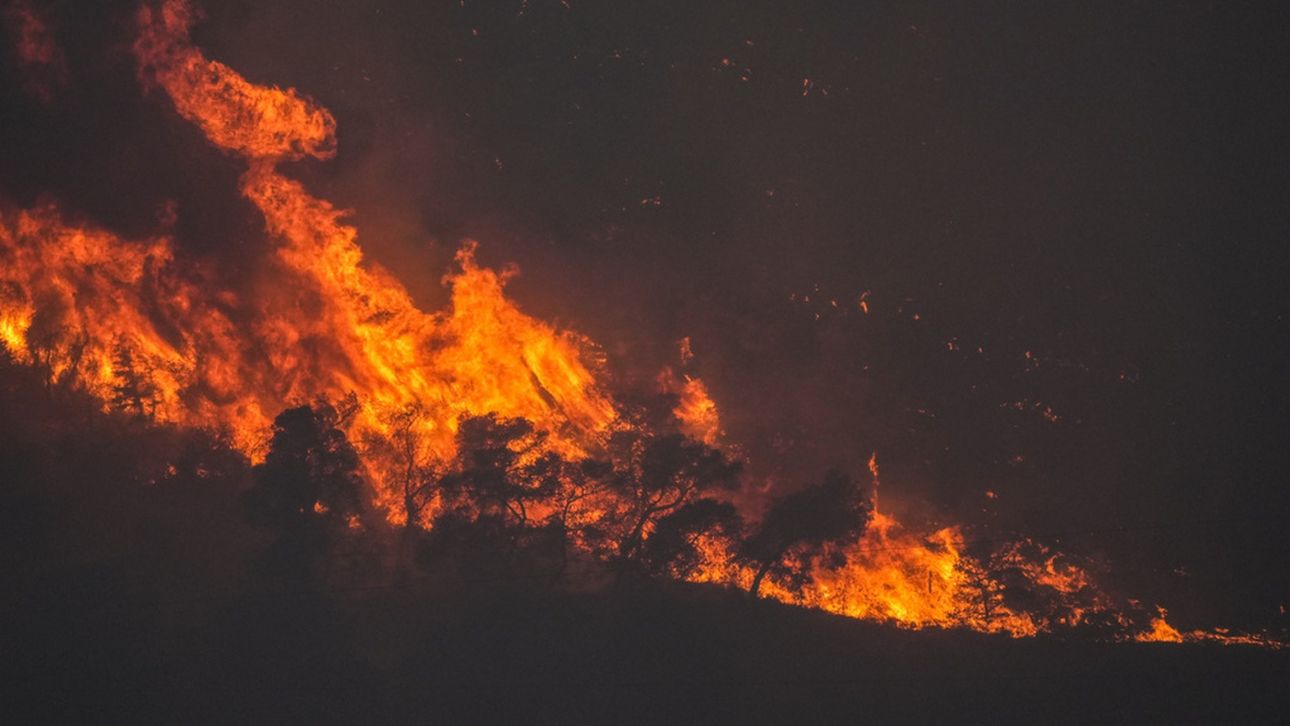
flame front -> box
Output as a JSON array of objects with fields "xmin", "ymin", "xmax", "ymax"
[
  {"xmin": 2, "ymin": 0, "xmax": 616, "ymax": 523},
  {"xmin": 137, "ymin": 0, "xmax": 619, "ymax": 516},
  {"xmin": 2, "ymin": 0, "xmax": 1281, "ymax": 648},
  {"xmin": 692, "ymin": 507, "xmax": 1120, "ymax": 637}
]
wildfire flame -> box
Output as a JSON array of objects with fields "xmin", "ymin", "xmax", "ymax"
[
  {"xmin": 1138, "ymin": 607, "xmax": 1185, "ymax": 643},
  {"xmin": 3, "ymin": 0, "xmax": 617, "ymax": 524},
  {"xmin": 0, "ymin": 0, "xmax": 1282, "ymax": 648},
  {"xmin": 691, "ymin": 463, "xmax": 1123, "ymax": 637},
  {"xmin": 658, "ymin": 365, "xmax": 721, "ymax": 446}
]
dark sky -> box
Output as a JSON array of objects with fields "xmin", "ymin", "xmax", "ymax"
[{"xmin": 2, "ymin": 0, "xmax": 1288, "ymax": 627}]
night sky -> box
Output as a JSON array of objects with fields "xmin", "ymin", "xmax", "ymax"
[{"xmin": 2, "ymin": 0, "xmax": 1288, "ymax": 627}]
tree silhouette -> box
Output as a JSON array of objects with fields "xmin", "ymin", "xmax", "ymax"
[
  {"xmin": 111, "ymin": 339, "xmax": 156, "ymax": 416},
  {"xmin": 423, "ymin": 414, "xmax": 566, "ymax": 580},
  {"xmin": 437, "ymin": 414, "xmax": 556, "ymax": 525},
  {"xmin": 738, "ymin": 470, "xmax": 870, "ymax": 598},
  {"xmin": 244, "ymin": 401, "xmax": 364, "ymax": 582},
  {"xmin": 380, "ymin": 402, "xmax": 439, "ymax": 528},
  {"xmin": 607, "ymin": 432, "xmax": 742, "ymax": 568},
  {"xmin": 545, "ymin": 457, "xmax": 616, "ymax": 575},
  {"xmin": 368, "ymin": 403, "xmax": 440, "ymax": 580},
  {"xmin": 639, "ymin": 497, "xmax": 741, "ymax": 579}
]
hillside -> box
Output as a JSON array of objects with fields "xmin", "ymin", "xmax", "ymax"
[{"xmin": 3, "ymin": 359, "xmax": 1288, "ymax": 724}]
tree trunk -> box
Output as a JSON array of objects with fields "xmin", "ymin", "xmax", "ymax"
[
  {"xmin": 749, "ymin": 562, "xmax": 774, "ymax": 599},
  {"xmin": 618, "ymin": 510, "xmax": 653, "ymax": 561}
]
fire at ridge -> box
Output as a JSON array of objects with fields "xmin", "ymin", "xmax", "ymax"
[
  {"xmin": 0, "ymin": 0, "xmax": 1281, "ymax": 647},
  {"xmin": 690, "ymin": 463, "xmax": 1126, "ymax": 636}
]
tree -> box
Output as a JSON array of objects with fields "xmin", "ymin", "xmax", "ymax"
[
  {"xmin": 111, "ymin": 339, "xmax": 157, "ymax": 416},
  {"xmin": 544, "ymin": 457, "xmax": 616, "ymax": 576},
  {"xmin": 738, "ymin": 470, "xmax": 870, "ymax": 598},
  {"xmin": 378, "ymin": 402, "xmax": 439, "ymax": 529},
  {"xmin": 423, "ymin": 414, "xmax": 564, "ymax": 580},
  {"xmin": 638, "ymin": 497, "xmax": 741, "ymax": 579},
  {"xmin": 367, "ymin": 403, "xmax": 440, "ymax": 580},
  {"xmin": 607, "ymin": 432, "xmax": 742, "ymax": 567},
  {"xmin": 437, "ymin": 414, "xmax": 556, "ymax": 526},
  {"xmin": 244, "ymin": 401, "xmax": 365, "ymax": 582}
]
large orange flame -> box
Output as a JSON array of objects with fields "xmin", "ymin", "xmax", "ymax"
[
  {"xmin": 138, "ymin": 0, "xmax": 619, "ymax": 518},
  {"xmin": 690, "ymin": 483, "xmax": 1121, "ymax": 637},
  {"xmin": 3, "ymin": 0, "xmax": 617, "ymax": 524}
]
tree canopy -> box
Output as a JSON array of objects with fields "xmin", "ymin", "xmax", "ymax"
[{"xmin": 738, "ymin": 470, "xmax": 870, "ymax": 597}]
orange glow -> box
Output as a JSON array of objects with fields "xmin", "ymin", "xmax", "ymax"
[
  {"xmin": 802, "ymin": 513, "xmax": 1039, "ymax": 635},
  {"xmin": 1137, "ymin": 608, "xmax": 1184, "ymax": 643},
  {"xmin": 691, "ymin": 510, "xmax": 1101, "ymax": 636},
  {"xmin": 1129, "ymin": 609, "xmax": 1284, "ymax": 649},
  {"xmin": 137, "ymin": 0, "xmax": 620, "ymax": 521},
  {"xmin": 678, "ymin": 336, "xmax": 694, "ymax": 365},
  {"xmin": 658, "ymin": 337, "xmax": 721, "ymax": 445},
  {"xmin": 671, "ymin": 374, "xmax": 721, "ymax": 445},
  {"xmin": 0, "ymin": 203, "xmax": 197, "ymax": 423},
  {"xmin": 2, "ymin": 0, "xmax": 67, "ymax": 102},
  {"xmin": 688, "ymin": 464, "xmax": 1122, "ymax": 637}
]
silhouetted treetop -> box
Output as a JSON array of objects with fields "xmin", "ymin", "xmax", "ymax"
[
  {"xmin": 640, "ymin": 497, "xmax": 741, "ymax": 579},
  {"xmin": 245, "ymin": 401, "xmax": 364, "ymax": 534},
  {"xmin": 739, "ymin": 470, "xmax": 870, "ymax": 597},
  {"xmin": 609, "ymin": 432, "xmax": 743, "ymax": 564}
]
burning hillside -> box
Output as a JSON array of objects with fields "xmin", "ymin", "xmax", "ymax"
[
  {"xmin": 6, "ymin": 0, "xmax": 620, "ymax": 519},
  {"xmin": 1, "ymin": 0, "xmax": 1286, "ymax": 673}
]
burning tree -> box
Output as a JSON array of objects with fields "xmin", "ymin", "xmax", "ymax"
[
  {"xmin": 421, "ymin": 414, "xmax": 573, "ymax": 581},
  {"xmin": 738, "ymin": 470, "xmax": 871, "ymax": 598},
  {"xmin": 604, "ymin": 432, "xmax": 742, "ymax": 572},
  {"xmin": 369, "ymin": 402, "xmax": 440, "ymax": 529},
  {"xmin": 110, "ymin": 338, "xmax": 158, "ymax": 416},
  {"xmin": 639, "ymin": 497, "xmax": 742, "ymax": 579},
  {"xmin": 415, "ymin": 417, "xmax": 745, "ymax": 585}
]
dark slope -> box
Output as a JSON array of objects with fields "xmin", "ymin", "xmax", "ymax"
[
  {"xmin": 6, "ymin": 577, "xmax": 1289, "ymax": 725},
  {"xmin": 2, "ymin": 360, "xmax": 1287, "ymax": 725}
]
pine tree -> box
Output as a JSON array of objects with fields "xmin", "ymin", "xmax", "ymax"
[{"xmin": 111, "ymin": 339, "xmax": 156, "ymax": 416}]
